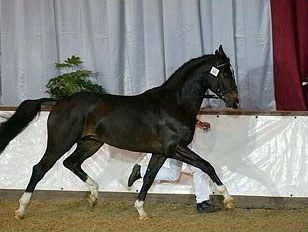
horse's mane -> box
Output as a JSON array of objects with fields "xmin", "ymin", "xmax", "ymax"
[{"xmin": 161, "ymin": 54, "xmax": 214, "ymax": 89}]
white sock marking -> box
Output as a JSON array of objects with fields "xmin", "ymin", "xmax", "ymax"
[
  {"xmin": 17, "ymin": 192, "xmax": 32, "ymax": 216},
  {"xmin": 134, "ymin": 200, "xmax": 148, "ymax": 219},
  {"xmin": 86, "ymin": 177, "xmax": 99, "ymax": 198},
  {"xmin": 217, "ymin": 185, "xmax": 232, "ymax": 200}
]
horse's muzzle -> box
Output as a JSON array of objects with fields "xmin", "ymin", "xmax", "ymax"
[
  {"xmin": 231, "ymin": 99, "xmax": 240, "ymax": 109},
  {"xmin": 223, "ymin": 90, "xmax": 240, "ymax": 109},
  {"xmin": 225, "ymin": 100, "xmax": 239, "ymax": 109}
]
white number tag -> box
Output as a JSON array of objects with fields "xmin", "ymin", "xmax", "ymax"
[{"xmin": 210, "ymin": 67, "xmax": 220, "ymax": 77}]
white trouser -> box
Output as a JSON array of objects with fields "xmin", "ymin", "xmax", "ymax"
[{"xmin": 140, "ymin": 158, "xmax": 210, "ymax": 204}]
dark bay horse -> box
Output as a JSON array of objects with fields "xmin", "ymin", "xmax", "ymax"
[{"xmin": 0, "ymin": 45, "xmax": 239, "ymax": 219}]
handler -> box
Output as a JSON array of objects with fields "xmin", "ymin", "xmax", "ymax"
[{"xmin": 128, "ymin": 119, "xmax": 220, "ymax": 213}]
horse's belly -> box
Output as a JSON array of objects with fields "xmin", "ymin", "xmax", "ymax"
[
  {"xmin": 98, "ymin": 122, "xmax": 164, "ymax": 153},
  {"xmin": 102, "ymin": 136, "xmax": 163, "ymax": 154}
]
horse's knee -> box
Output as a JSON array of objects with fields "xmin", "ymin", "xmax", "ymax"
[
  {"xmin": 202, "ymin": 164, "xmax": 215, "ymax": 176},
  {"xmin": 206, "ymin": 159, "xmax": 220, "ymax": 173}
]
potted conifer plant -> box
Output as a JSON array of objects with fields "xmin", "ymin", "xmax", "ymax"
[{"xmin": 46, "ymin": 55, "xmax": 105, "ymax": 99}]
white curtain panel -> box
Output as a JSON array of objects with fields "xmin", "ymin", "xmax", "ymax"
[
  {"xmin": 0, "ymin": 0, "xmax": 275, "ymax": 110},
  {"xmin": 1, "ymin": 112, "xmax": 307, "ymax": 197}
]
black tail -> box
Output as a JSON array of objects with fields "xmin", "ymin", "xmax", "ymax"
[{"xmin": 0, "ymin": 98, "xmax": 56, "ymax": 154}]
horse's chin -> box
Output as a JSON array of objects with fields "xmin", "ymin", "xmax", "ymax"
[
  {"xmin": 225, "ymin": 100, "xmax": 239, "ymax": 109},
  {"xmin": 232, "ymin": 103, "xmax": 239, "ymax": 109}
]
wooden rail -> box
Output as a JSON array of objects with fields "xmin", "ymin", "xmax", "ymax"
[
  {"xmin": 1, "ymin": 106, "xmax": 307, "ymax": 116},
  {"xmin": 198, "ymin": 108, "xmax": 308, "ymax": 116}
]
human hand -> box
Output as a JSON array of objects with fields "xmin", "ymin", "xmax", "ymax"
[{"xmin": 196, "ymin": 120, "xmax": 211, "ymax": 132}]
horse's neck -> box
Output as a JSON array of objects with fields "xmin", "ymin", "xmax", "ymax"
[
  {"xmin": 172, "ymin": 72, "xmax": 208, "ymax": 116},
  {"xmin": 158, "ymin": 56, "xmax": 213, "ymax": 116},
  {"xmin": 179, "ymin": 84, "xmax": 207, "ymax": 116}
]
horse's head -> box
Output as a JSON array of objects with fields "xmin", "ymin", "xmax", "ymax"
[{"xmin": 207, "ymin": 45, "xmax": 240, "ymax": 109}]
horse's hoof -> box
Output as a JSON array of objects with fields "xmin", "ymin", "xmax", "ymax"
[
  {"xmin": 88, "ymin": 194, "xmax": 98, "ymax": 207},
  {"xmin": 139, "ymin": 214, "xmax": 150, "ymax": 220},
  {"xmin": 223, "ymin": 198, "xmax": 235, "ymax": 209},
  {"xmin": 14, "ymin": 210, "xmax": 24, "ymax": 220}
]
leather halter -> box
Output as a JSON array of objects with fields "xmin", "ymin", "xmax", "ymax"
[{"xmin": 210, "ymin": 62, "xmax": 237, "ymax": 100}]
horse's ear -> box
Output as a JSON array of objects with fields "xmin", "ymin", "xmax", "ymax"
[
  {"xmin": 218, "ymin": 45, "xmax": 226, "ymax": 57},
  {"xmin": 215, "ymin": 49, "xmax": 220, "ymax": 57}
]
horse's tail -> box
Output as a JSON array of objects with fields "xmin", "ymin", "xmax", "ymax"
[{"xmin": 0, "ymin": 98, "xmax": 56, "ymax": 154}]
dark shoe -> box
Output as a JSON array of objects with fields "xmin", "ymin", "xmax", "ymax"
[
  {"xmin": 196, "ymin": 201, "xmax": 220, "ymax": 213},
  {"xmin": 128, "ymin": 164, "xmax": 141, "ymax": 187}
]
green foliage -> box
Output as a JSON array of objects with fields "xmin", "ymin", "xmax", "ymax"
[{"xmin": 46, "ymin": 55, "xmax": 105, "ymax": 100}]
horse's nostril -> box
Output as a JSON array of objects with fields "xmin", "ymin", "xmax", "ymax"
[{"xmin": 232, "ymin": 100, "xmax": 239, "ymax": 109}]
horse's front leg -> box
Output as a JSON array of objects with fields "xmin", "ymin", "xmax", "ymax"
[
  {"xmin": 173, "ymin": 146, "xmax": 235, "ymax": 209},
  {"xmin": 134, "ymin": 154, "xmax": 167, "ymax": 219}
]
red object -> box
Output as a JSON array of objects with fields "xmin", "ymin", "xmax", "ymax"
[{"xmin": 271, "ymin": 0, "xmax": 308, "ymax": 110}]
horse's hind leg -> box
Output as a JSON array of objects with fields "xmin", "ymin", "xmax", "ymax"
[
  {"xmin": 134, "ymin": 154, "xmax": 167, "ymax": 219},
  {"xmin": 63, "ymin": 138, "xmax": 103, "ymax": 207},
  {"xmin": 15, "ymin": 146, "xmax": 70, "ymax": 219}
]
